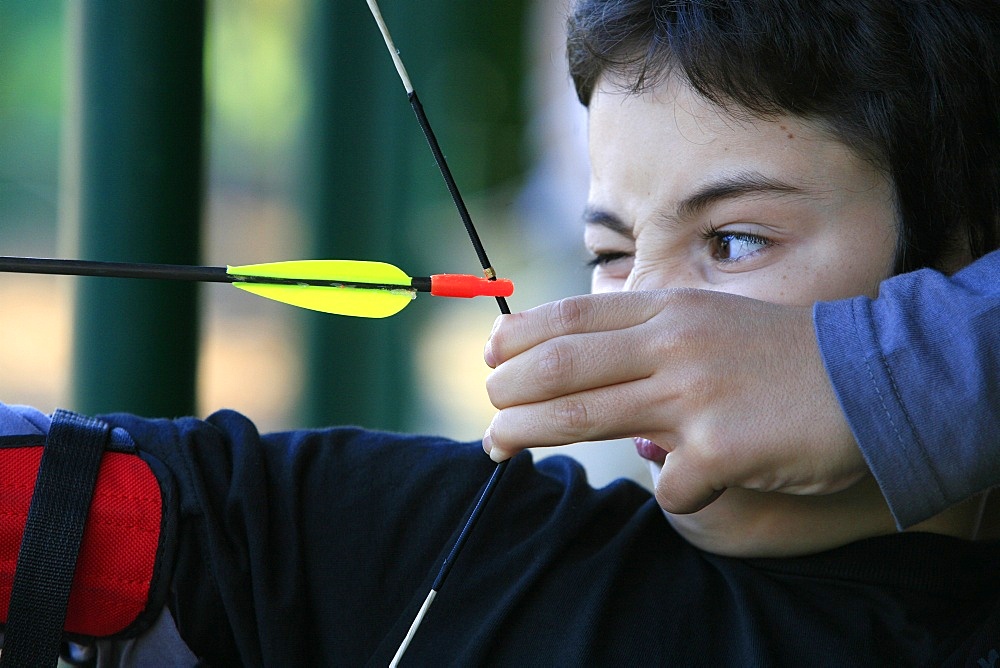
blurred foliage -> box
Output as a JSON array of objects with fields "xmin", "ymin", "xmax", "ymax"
[
  {"xmin": 0, "ymin": 0, "xmax": 64, "ymax": 252},
  {"xmin": 0, "ymin": 0, "xmax": 538, "ymax": 433},
  {"xmin": 0, "ymin": 0, "xmax": 529, "ymax": 255},
  {"xmin": 205, "ymin": 0, "xmax": 307, "ymax": 190}
]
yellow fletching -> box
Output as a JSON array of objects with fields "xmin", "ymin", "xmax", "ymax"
[
  {"xmin": 232, "ymin": 283, "xmax": 414, "ymax": 318},
  {"xmin": 227, "ymin": 260, "xmax": 415, "ymax": 318},
  {"xmin": 227, "ymin": 259, "xmax": 411, "ymax": 284}
]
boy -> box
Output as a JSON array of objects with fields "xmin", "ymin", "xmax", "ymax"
[
  {"xmin": 3, "ymin": 0, "xmax": 998, "ymax": 664},
  {"xmin": 485, "ymin": 0, "xmax": 999, "ymax": 558}
]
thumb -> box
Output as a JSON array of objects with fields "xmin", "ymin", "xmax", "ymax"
[{"xmin": 654, "ymin": 451, "xmax": 726, "ymax": 514}]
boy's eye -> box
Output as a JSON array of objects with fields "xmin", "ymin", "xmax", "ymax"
[
  {"xmin": 706, "ymin": 230, "xmax": 771, "ymax": 262},
  {"xmin": 586, "ymin": 251, "xmax": 633, "ymax": 268}
]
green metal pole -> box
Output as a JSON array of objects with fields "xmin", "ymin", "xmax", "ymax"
[
  {"xmin": 64, "ymin": 0, "xmax": 204, "ymax": 418},
  {"xmin": 300, "ymin": 0, "xmax": 528, "ymax": 430},
  {"xmin": 299, "ymin": 0, "xmax": 414, "ymax": 430}
]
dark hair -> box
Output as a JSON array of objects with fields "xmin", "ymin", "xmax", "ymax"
[{"xmin": 567, "ymin": 0, "xmax": 1000, "ymax": 272}]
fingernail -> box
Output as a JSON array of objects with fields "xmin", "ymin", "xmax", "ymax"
[
  {"xmin": 489, "ymin": 447, "xmax": 509, "ymax": 463},
  {"xmin": 484, "ymin": 317, "xmax": 502, "ymax": 368},
  {"xmin": 483, "ymin": 428, "xmax": 509, "ymax": 462}
]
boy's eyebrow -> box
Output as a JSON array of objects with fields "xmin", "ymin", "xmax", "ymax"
[
  {"xmin": 582, "ymin": 170, "xmax": 808, "ymax": 234},
  {"xmin": 673, "ymin": 171, "xmax": 805, "ymax": 221},
  {"xmin": 582, "ymin": 207, "xmax": 632, "ymax": 235}
]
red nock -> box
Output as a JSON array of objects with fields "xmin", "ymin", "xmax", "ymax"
[{"xmin": 430, "ymin": 274, "xmax": 514, "ymax": 298}]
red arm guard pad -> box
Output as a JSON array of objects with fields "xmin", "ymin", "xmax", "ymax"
[{"xmin": 0, "ymin": 441, "xmax": 174, "ymax": 640}]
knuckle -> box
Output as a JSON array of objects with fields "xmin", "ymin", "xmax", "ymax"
[
  {"xmin": 551, "ymin": 396, "xmax": 591, "ymax": 434},
  {"xmin": 693, "ymin": 440, "xmax": 725, "ymax": 472},
  {"xmin": 551, "ymin": 295, "xmax": 587, "ymax": 334},
  {"xmin": 654, "ymin": 320, "xmax": 696, "ymax": 355},
  {"xmin": 686, "ymin": 428, "xmax": 727, "ymax": 473},
  {"xmin": 670, "ymin": 367, "xmax": 714, "ymax": 403},
  {"xmin": 536, "ymin": 342, "xmax": 575, "ymax": 388}
]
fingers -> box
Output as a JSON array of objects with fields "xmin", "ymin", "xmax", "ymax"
[
  {"xmin": 481, "ymin": 290, "xmax": 704, "ymax": 462},
  {"xmin": 483, "ymin": 379, "xmax": 666, "ymax": 461},
  {"xmin": 655, "ymin": 449, "xmax": 727, "ymax": 514},
  {"xmin": 481, "ymin": 288, "xmax": 870, "ymax": 517},
  {"xmin": 484, "ymin": 292, "xmax": 666, "ymax": 369},
  {"xmin": 485, "ymin": 326, "xmax": 653, "ymax": 409}
]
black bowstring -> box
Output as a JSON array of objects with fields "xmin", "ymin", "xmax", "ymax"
[{"xmin": 365, "ymin": 1, "xmax": 513, "ymax": 664}]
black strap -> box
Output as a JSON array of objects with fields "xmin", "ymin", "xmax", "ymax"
[{"xmin": 1, "ymin": 410, "xmax": 109, "ymax": 668}]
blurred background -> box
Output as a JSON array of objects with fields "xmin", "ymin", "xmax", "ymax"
[{"xmin": 0, "ymin": 0, "xmax": 647, "ymax": 487}]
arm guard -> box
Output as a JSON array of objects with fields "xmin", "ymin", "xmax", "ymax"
[{"xmin": 0, "ymin": 410, "xmax": 175, "ymax": 665}]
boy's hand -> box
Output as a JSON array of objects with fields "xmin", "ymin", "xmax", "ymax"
[{"xmin": 483, "ymin": 289, "xmax": 867, "ymax": 513}]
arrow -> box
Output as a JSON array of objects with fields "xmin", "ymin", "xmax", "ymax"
[
  {"xmin": 365, "ymin": 2, "xmax": 514, "ymax": 664},
  {"xmin": 0, "ymin": 256, "xmax": 513, "ymax": 318},
  {"xmin": 365, "ymin": 0, "xmax": 510, "ymax": 319}
]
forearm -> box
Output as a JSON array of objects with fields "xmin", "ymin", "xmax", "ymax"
[
  {"xmin": 815, "ymin": 250, "xmax": 1000, "ymax": 528},
  {"xmin": 0, "ymin": 404, "xmax": 495, "ymax": 664},
  {"xmin": 96, "ymin": 409, "xmax": 497, "ymax": 665}
]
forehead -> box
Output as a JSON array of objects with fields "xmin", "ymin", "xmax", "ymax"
[{"xmin": 586, "ymin": 75, "xmax": 882, "ymax": 214}]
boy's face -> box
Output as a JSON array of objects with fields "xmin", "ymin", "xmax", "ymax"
[
  {"xmin": 583, "ymin": 74, "xmax": 903, "ymax": 554},
  {"xmin": 585, "ymin": 74, "xmax": 897, "ymax": 309}
]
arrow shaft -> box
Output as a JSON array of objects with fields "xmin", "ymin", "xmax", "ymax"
[
  {"xmin": 0, "ymin": 256, "xmax": 230, "ymax": 283},
  {"xmin": 0, "ymin": 256, "xmax": 428, "ymax": 292}
]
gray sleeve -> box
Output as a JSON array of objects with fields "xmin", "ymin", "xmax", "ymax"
[
  {"xmin": 814, "ymin": 250, "xmax": 1000, "ymax": 528},
  {"xmin": 94, "ymin": 608, "xmax": 198, "ymax": 668}
]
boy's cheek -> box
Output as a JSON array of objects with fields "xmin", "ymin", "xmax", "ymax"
[{"xmin": 591, "ymin": 271, "xmax": 628, "ymax": 294}]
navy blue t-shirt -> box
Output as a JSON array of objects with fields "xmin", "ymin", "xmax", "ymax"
[{"xmin": 90, "ymin": 409, "xmax": 1000, "ymax": 666}]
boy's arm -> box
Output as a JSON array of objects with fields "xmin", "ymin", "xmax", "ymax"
[
  {"xmin": 0, "ymin": 404, "xmax": 497, "ymax": 664},
  {"xmin": 1, "ymin": 404, "xmax": 50, "ymax": 435},
  {"xmin": 93, "ymin": 410, "xmax": 497, "ymax": 665},
  {"xmin": 816, "ymin": 249, "xmax": 1000, "ymax": 529},
  {"xmin": 0, "ymin": 404, "xmax": 196, "ymax": 665}
]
